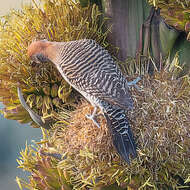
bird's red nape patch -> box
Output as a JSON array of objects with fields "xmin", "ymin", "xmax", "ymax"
[
  {"xmin": 27, "ymin": 40, "xmax": 57, "ymax": 61},
  {"xmin": 28, "ymin": 41, "xmax": 47, "ymax": 57}
]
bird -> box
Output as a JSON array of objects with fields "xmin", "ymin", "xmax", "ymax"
[{"xmin": 27, "ymin": 39, "xmax": 138, "ymax": 163}]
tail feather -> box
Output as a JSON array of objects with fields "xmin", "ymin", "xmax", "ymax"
[
  {"xmin": 103, "ymin": 103, "xmax": 137, "ymax": 164},
  {"xmin": 111, "ymin": 125, "xmax": 137, "ymax": 163}
]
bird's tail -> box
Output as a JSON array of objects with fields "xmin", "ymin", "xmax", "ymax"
[{"xmin": 102, "ymin": 102, "xmax": 137, "ymax": 164}]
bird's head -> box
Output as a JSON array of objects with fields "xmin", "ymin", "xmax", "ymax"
[{"xmin": 27, "ymin": 40, "xmax": 57, "ymax": 64}]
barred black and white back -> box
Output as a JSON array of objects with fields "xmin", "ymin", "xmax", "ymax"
[
  {"xmin": 28, "ymin": 39, "xmax": 137, "ymax": 163},
  {"xmin": 53, "ymin": 39, "xmax": 133, "ymax": 110}
]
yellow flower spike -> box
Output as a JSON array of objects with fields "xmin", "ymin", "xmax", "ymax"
[
  {"xmin": 58, "ymin": 85, "xmax": 72, "ymax": 102},
  {"xmin": 42, "ymin": 103, "xmax": 48, "ymax": 115},
  {"xmin": 36, "ymin": 95, "xmax": 43, "ymax": 108},
  {"xmin": 43, "ymin": 96, "xmax": 52, "ymax": 110},
  {"xmin": 26, "ymin": 94, "xmax": 36, "ymax": 108},
  {"xmin": 16, "ymin": 177, "xmax": 23, "ymax": 190},
  {"xmin": 42, "ymin": 85, "xmax": 51, "ymax": 96},
  {"xmin": 51, "ymin": 84, "xmax": 59, "ymax": 98},
  {"xmin": 52, "ymin": 97, "xmax": 61, "ymax": 107}
]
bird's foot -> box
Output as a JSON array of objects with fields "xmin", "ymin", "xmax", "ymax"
[
  {"xmin": 86, "ymin": 114, "xmax": 100, "ymax": 128},
  {"xmin": 128, "ymin": 76, "xmax": 141, "ymax": 90}
]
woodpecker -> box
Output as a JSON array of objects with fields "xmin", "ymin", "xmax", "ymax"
[{"xmin": 27, "ymin": 39, "xmax": 138, "ymax": 163}]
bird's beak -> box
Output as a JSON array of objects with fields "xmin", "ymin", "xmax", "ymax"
[{"xmin": 31, "ymin": 53, "xmax": 51, "ymax": 63}]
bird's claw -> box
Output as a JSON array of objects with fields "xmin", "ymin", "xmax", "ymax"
[
  {"xmin": 128, "ymin": 76, "xmax": 141, "ymax": 91},
  {"xmin": 86, "ymin": 114, "xmax": 100, "ymax": 128}
]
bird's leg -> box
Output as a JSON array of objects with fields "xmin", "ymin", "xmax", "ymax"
[
  {"xmin": 127, "ymin": 76, "xmax": 141, "ymax": 90},
  {"xmin": 86, "ymin": 106, "xmax": 100, "ymax": 128}
]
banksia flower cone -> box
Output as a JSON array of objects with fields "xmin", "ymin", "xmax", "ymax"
[{"xmin": 17, "ymin": 63, "xmax": 190, "ymax": 189}]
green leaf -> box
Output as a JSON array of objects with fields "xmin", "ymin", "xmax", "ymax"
[
  {"xmin": 102, "ymin": 0, "xmax": 151, "ymax": 60},
  {"xmin": 171, "ymin": 33, "xmax": 190, "ymax": 76}
]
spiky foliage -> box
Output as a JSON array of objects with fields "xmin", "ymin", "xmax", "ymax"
[
  {"xmin": 148, "ymin": 0, "xmax": 190, "ymax": 39},
  {"xmin": 17, "ymin": 55, "xmax": 190, "ymax": 190},
  {"xmin": 0, "ymin": 0, "xmax": 108, "ymax": 127}
]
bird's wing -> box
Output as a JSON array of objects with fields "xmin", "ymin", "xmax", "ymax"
[
  {"xmin": 57, "ymin": 39, "xmax": 133, "ymax": 110},
  {"xmin": 84, "ymin": 60, "xmax": 133, "ymax": 110},
  {"xmin": 78, "ymin": 40, "xmax": 133, "ymax": 110}
]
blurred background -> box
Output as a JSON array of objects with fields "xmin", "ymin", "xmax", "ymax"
[
  {"xmin": 0, "ymin": 0, "xmax": 30, "ymax": 16},
  {"xmin": 0, "ymin": 1, "xmax": 42, "ymax": 189}
]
